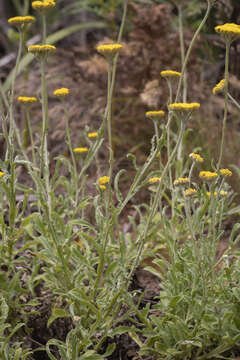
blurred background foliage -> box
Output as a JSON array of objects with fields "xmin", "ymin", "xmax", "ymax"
[
  {"xmin": 1, "ymin": 0, "xmax": 240, "ymax": 51},
  {"xmin": 0, "ymin": 0, "xmax": 240, "ymax": 197}
]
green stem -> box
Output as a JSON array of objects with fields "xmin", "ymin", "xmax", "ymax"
[
  {"xmin": 217, "ymin": 41, "xmax": 230, "ymax": 169},
  {"xmin": 42, "ymin": 15, "xmax": 47, "ymax": 43},
  {"xmin": 8, "ymin": 30, "xmax": 23, "ymax": 245},
  {"xmin": 167, "ymin": 81, "xmax": 174, "ymax": 215},
  {"xmin": 189, "ymin": 162, "xmax": 195, "ymax": 183},
  {"xmin": 23, "ymin": 0, "xmax": 30, "ymax": 15},
  {"xmin": 103, "ymin": 0, "xmax": 128, "ymax": 121},
  {"xmin": 153, "ymin": 120, "xmax": 159, "ymax": 141},
  {"xmin": 175, "ymin": 0, "xmax": 212, "ymax": 102},
  {"xmin": 93, "ymin": 63, "xmax": 113, "ymax": 300},
  {"xmin": 12, "ymin": 0, "xmax": 23, "ymax": 15},
  {"xmin": 40, "ymin": 59, "xmax": 51, "ymax": 219},
  {"xmin": 117, "ymin": 0, "xmax": 128, "ymax": 43},
  {"xmin": 106, "ymin": 61, "xmax": 113, "ymax": 214},
  {"xmin": 64, "ymin": 106, "xmax": 78, "ymax": 203},
  {"xmin": 178, "ymin": 4, "xmax": 187, "ymax": 101},
  {"xmin": 228, "ymin": 92, "xmax": 240, "ymax": 111},
  {"xmin": 10, "ymin": 31, "xmax": 23, "ymax": 139},
  {"xmin": 184, "ymin": 192, "xmax": 197, "ymax": 258},
  {"xmin": 26, "ymin": 107, "xmax": 37, "ymax": 167}
]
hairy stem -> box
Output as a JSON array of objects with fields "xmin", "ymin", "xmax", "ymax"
[
  {"xmin": 128, "ymin": 121, "xmax": 185, "ymax": 282},
  {"xmin": 217, "ymin": 41, "xmax": 230, "ymax": 169},
  {"xmin": 175, "ymin": 0, "xmax": 212, "ymax": 102}
]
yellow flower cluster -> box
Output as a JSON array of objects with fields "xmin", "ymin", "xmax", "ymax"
[
  {"xmin": 0, "ymin": 172, "xmax": 5, "ymax": 178},
  {"xmin": 99, "ymin": 185, "xmax": 106, "ymax": 191},
  {"xmin": 199, "ymin": 171, "xmax": 218, "ymax": 181},
  {"xmin": 18, "ymin": 96, "xmax": 37, "ymax": 104},
  {"xmin": 8, "ymin": 16, "xmax": 36, "ymax": 26},
  {"xmin": 160, "ymin": 70, "xmax": 181, "ymax": 79},
  {"xmin": 53, "ymin": 88, "xmax": 69, "ymax": 97},
  {"xmin": 220, "ymin": 168, "xmax": 232, "ymax": 177},
  {"xmin": 88, "ymin": 132, "xmax": 98, "ymax": 139},
  {"xmin": 212, "ymin": 79, "xmax": 225, "ymax": 95},
  {"xmin": 185, "ymin": 188, "xmax": 197, "ymax": 197},
  {"xmin": 98, "ymin": 176, "xmax": 110, "ymax": 185},
  {"xmin": 32, "ymin": 1, "xmax": 56, "ymax": 11},
  {"xmin": 97, "ymin": 44, "xmax": 123, "ymax": 59},
  {"xmin": 215, "ymin": 23, "xmax": 240, "ymax": 37},
  {"xmin": 28, "ymin": 44, "xmax": 56, "ymax": 54},
  {"xmin": 148, "ymin": 177, "xmax": 161, "ymax": 184},
  {"xmin": 169, "ymin": 103, "xmax": 200, "ymax": 112},
  {"xmin": 206, "ymin": 191, "xmax": 228, "ymax": 197},
  {"xmin": 174, "ymin": 177, "xmax": 190, "ymax": 186},
  {"xmin": 146, "ymin": 111, "xmax": 165, "ymax": 121},
  {"xmin": 73, "ymin": 147, "xmax": 88, "ymax": 153},
  {"xmin": 189, "ymin": 152, "xmax": 204, "ymax": 163}
]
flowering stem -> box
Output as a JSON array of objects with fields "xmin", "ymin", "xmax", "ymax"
[
  {"xmin": 26, "ymin": 106, "xmax": 37, "ymax": 167},
  {"xmin": 228, "ymin": 92, "xmax": 240, "ymax": 111},
  {"xmin": 93, "ymin": 62, "xmax": 114, "ymax": 300},
  {"xmin": 9, "ymin": 31, "xmax": 23, "ymax": 140},
  {"xmin": 175, "ymin": 0, "xmax": 212, "ymax": 102},
  {"xmin": 127, "ymin": 121, "xmax": 185, "ymax": 282},
  {"xmin": 166, "ymin": 81, "xmax": 174, "ymax": 214},
  {"xmin": 8, "ymin": 30, "xmax": 23, "ymax": 253},
  {"xmin": 104, "ymin": 0, "xmax": 128, "ymax": 120},
  {"xmin": 106, "ymin": 61, "xmax": 114, "ymax": 210},
  {"xmin": 64, "ymin": 106, "xmax": 78, "ymax": 203},
  {"xmin": 40, "ymin": 58, "xmax": 51, "ymax": 218},
  {"xmin": 107, "ymin": 62, "xmax": 113, "ymax": 160},
  {"xmin": 153, "ymin": 120, "xmax": 159, "ymax": 141},
  {"xmin": 42, "ymin": 14, "xmax": 47, "ymax": 43},
  {"xmin": 177, "ymin": 4, "xmax": 187, "ymax": 102},
  {"xmin": 189, "ymin": 162, "xmax": 195, "ymax": 183},
  {"xmin": 217, "ymin": 40, "xmax": 230, "ymax": 169}
]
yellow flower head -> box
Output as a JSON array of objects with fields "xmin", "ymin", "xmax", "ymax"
[
  {"xmin": 220, "ymin": 168, "xmax": 232, "ymax": 177},
  {"xmin": 206, "ymin": 190, "xmax": 228, "ymax": 197},
  {"xmin": 28, "ymin": 44, "xmax": 56, "ymax": 57},
  {"xmin": 206, "ymin": 191, "xmax": 217, "ymax": 197},
  {"xmin": 53, "ymin": 88, "xmax": 69, "ymax": 98},
  {"xmin": 8, "ymin": 16, "xmax": 36, "ymax": 28},
  {"xmin": 189, "ymin": 152, "xmax": 204, "ymax": 163},
  {"xmin": 97, "ymin": 43, "xmax": 122, "ymax": 60},
  {"xmin": 73, "ymin": 147, "xmax": 88, "ymax": 153},
  {"xmin": 174, "ymin": 177, "xmax": 190, "ymax": 186},
  {"xmin": 185, "ymin": 188, "xmax": 197, "ymax": 197},
  {"xmin": 99, "ymin": 185, "xmax": 106, "ymax": 191},
  {"xmin": 0, "ymin": 172, "xmax": 5, "ymax": 178},
  {"xmin": 32, "ymin": 1, "xmax": 56, "ymax": 12},
  {"xmin": 169, "ymin": 103, "xmax": 200, "ymax": 112},
  {"xmin": 160, "ymin": 70, "xmax": 181, "ymax": 80},
  {"xmin": 88, "ymin": 132, "xmax": 98, "ymax": 139},
  {"xmin": 148, "ymin": 177, "xmax": 161, "ymax": 184},
  {"xmin": 215, "ymin": 23, "xmax": 240, "ymax": 42},
  {"xmin": 145, "ymin": 111, "xmax": 165, "ymax": 121},
  {"xmin": 212, "ymin": 79, "xmax": 226, "ymax": 95},
  {"xmin": 98, "ymin": 176, "xmax": 110, "ymax": 185},
  {"xmin": 18, "ymin": 96, "xmax": 37, "ymax": 104},
  {"xmin": 199, "ymin": 171, "xmax": 218, "ymax": 181}
]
